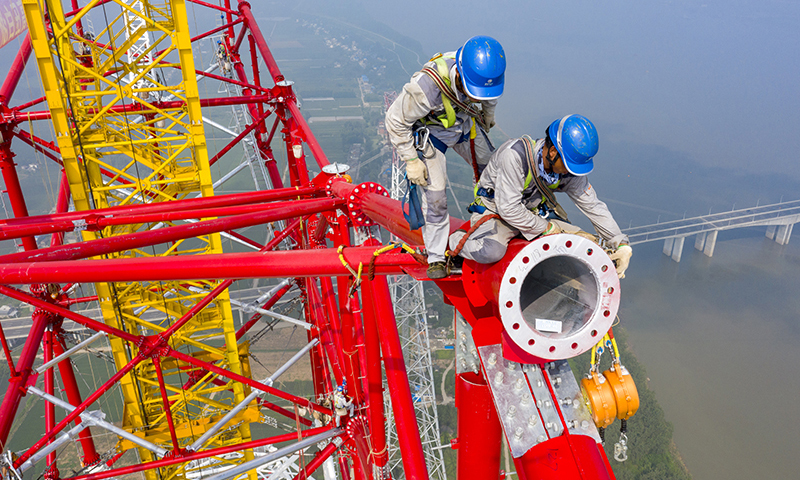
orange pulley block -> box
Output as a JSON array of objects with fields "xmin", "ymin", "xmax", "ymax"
[
  {"xmin": 603, "ymin": 360, "xmax": 640, "ymax": 420},
  {"xmin": 580, "ymin": 370, "xmax": 617, "ymax": 429}
]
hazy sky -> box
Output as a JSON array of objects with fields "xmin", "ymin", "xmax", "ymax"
[{"xmin": 346, "ymin": 0, "xmax": 800, "ymax": 183}]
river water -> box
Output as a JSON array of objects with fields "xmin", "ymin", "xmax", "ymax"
[{"xmin": 619, "ymin": 230, "xmax": 800, "ymax": 479}]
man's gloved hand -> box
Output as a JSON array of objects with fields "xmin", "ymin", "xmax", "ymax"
[
  {"xmin": 608, "ymin": 245, "xmax": 633, "ymax": 279},
  {"xmin": 406, "ymin": 157, "xmax": 428, "ymax": 187},
  {"xmin": 542, "ymin": 221, "xmax": 563, "ymax": 236},
  {"xmin": 482, "ymin": 111, "xmax": 496, "ymax": 132}
]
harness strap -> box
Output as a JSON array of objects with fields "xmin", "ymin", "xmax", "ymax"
[
  {"xmin": 520, "ymin": 135, "xmax": 570, "ymax": 222},
  {"xmin": 420, "ymin": 63, "xmax": 488, "ymax": 131},
  {"xmin": 449, "ymin": 214, "xmax": 500, "ymax": 257}
]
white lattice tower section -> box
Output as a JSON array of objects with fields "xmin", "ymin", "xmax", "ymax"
[{"xmin": 383, "ymin": 91, "xmax": 447, "ymax": 480}]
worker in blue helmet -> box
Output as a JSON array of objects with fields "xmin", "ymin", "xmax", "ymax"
[
  {"xmin": 449, "ymin": 115, "xmax": 633, "ymax": 278},
  {"xmin": 386, "ymin": 35, "xmax": 506, "ymax": 279}
]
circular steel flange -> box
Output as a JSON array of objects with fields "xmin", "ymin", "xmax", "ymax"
[
  {"xmin": 344, "ymin": 182, "xmax": 389, "ymax": 226},
  {"xmin": 498, "ymin": 234, "xmax": 620, "ymax": 361}
]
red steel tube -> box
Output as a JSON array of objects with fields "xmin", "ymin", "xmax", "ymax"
[
  {"xmin": 152, "ymin": 357, "xmax": 181, "ymax": 450},
  {"xmin": 455, "ymin": 372, "xmax": 503, "ymax": 480},
  {"xmin": 368, "ymin": 275, "xmax": 429, "ymax": 480},
  {"xmin": 13, "ymin": 354, "xmax": 144, "ymax": 468},
  {"xmin": 0, "ymin": 310, "xmax": 49, "ymax": 448},
  {"xmin": 0, "ymin": 323, "xmax": 14, "ymax": 373},
  {"xmin": 168, "ymin": 349, "xmax": 332, "ymax": 416},
  {"xmin": 0, "ymin": 199, "xmax": 324, "ymax": 242},
  {"xmin": 291, "ymin": 436, "xmax": 342, "ymax": 480},
  {"xmin": 237, "ymin": 2, "xmax": 283, "ymax": 83},
  {"xmin": 256, "ymin": 398, "xmax": 312, "ymax": 427},
  {"xmin": 0, "ymin": 198, "xmax": 343, "ymax": 264},
  {"xmin": 52, "ymin": 336, "xmax": 100, "ymax": 465},
  {"xmin": 8, "ymin": 95, "xmax": 273, "ymax": 122},
  {"xmin": 359, "ymin": 279, "xmax": 387, "ymax": 468},
  {"xmin": 50, "ymin": 170, "xmax": 71, "ymax": 247},
  {"xmin": 0, "ymin": 185, "xmax": 320, "ymax": 228},
  {"xmin": 0, "ymin": 247, "xmax": 418, "ymax": 284},
  {"xmin": 0, "ymin": 34, "xmax": 32, "ymax": 106},
  {"xmin": 0, "ymin": 285, "xmax": 138, "ymax": 343},
  {"xmin": 43, "ymin": 330, "xmax": 57, "ymax": 467},
  {"xmin": 0, "ymin": 141, "xmax": 37, "ymax": 251},
  {"xmin": 66, "ymin": 425, "xmax": 336, "ymax": 480}
]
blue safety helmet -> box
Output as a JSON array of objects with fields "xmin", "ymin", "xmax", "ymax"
[
  {"xmin": 547, "ymin": 114, "xmax": 599, "ymax": 176},
  {"xmin": 456, "ymin": 36, "xmax": 506, "ymax": 101}
]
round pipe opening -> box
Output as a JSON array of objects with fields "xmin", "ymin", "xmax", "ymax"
[{"xmin": 519, "ymin": 255, "xmax": 598, "ymax": 340}]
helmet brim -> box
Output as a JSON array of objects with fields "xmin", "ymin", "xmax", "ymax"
[{"xmin": 462, "ymin": 81, "xmax": 504, "ymax": 101}]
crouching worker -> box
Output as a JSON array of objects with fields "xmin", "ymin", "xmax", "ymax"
[{"xmin": 448, "ymin": 114, "xmax": 633, "ymax": 278}]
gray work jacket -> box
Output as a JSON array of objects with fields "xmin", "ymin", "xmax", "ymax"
[
  {"xmin": 385, "ymin": 52, "xmax": 497, "ymax": 162},
  {"xmin": 477, "ymin": 138, "xmax": 629, "ymax": 248}
]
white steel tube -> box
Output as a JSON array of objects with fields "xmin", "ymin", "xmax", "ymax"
[{"xmin": 189, "ymin": 338, "xmax": 319, "ymax": 451}]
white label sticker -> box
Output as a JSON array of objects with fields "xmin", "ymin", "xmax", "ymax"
[{"xmin": 535, "ymin": 318, "xmax": 562, "ymax": 333}]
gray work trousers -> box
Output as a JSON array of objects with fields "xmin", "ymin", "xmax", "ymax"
[
  {"xmin": 449, "ymin": 214, "xmax": 582, "ymax": 264},
  {"xmin": 418, "ymin": 129, "xmax": 493, "ymax": 263}
]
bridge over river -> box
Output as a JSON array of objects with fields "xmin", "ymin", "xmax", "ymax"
[{"xmin": 621, "ymin": 199, "xmax": 800, "ymax": 261}]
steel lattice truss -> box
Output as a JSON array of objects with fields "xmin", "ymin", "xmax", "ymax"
[{"xmin": 0, "ymin": 1, "xmax": 628, "ymax": 480}]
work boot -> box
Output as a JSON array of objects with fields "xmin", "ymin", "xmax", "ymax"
[{"xmin": 426, "ymin": 261, "xmax": 449, "ymax": 279}]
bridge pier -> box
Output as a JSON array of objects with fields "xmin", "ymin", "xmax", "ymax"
[
  {"xmin": 775, "ymin": 224, "xmax": 793, "ymax": 245},
  {"xmin": 694, "ymin": 232, "xmax": 706, "ymax": 251},
  {"xmin": 663, "ymin": 236, "xmax": 685, "ymax": 262},
  {"xmin": 703, "ymin": 230, "xmax": 717, "ymax": 257},
  {"xmin": 766, "ymin": 224, "xmax": 793, "ymax": 245}
]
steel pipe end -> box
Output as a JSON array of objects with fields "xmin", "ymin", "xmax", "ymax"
[{"xmin": 497, "ymin": 234, "xmax": 620, "ymax": 362}]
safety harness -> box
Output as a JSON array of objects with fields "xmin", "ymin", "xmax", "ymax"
[
  {"xmin": 419, "ymin": 54, "xmax": 487, "ymax": 183},
  {"xmin": 420, "ymin": 54, "xmax": 488, "ymax": 131},
  {"xmin": 520, "ymin": 135, "xmax": 570, "ymax": 222}
]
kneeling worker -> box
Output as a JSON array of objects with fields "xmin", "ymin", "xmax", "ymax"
[{"xmin": 448, "ymin": 114, "xmax": 633, "ymax": 278}]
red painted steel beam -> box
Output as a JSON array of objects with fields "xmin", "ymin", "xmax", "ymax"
[
  {"xmin": 52, "ymin": 334, "xmax": 100, "ymax": 465},
  {"xmin": 0, "ymin": 33, "xmax": 32, "ymax": 107},
  {"xmin": 0, "ymin": 199, "xmax": 326, "ymax": 242},
  {"xmin": 359, "ymin": 279, "xmax": 387, "ymax": 468},
  {"xmin": 0, "ymin": 137, "xmax": 37, "ymax": 251},
  {"xmin": 12, "ymin": 354, "xmax": 144, "ymax": 468},
  {"xmin": 0, "ymin": 198, "xmax": 342, "ymax": 264},
  {"xmin": 0, "ymin": 310, "xmax": 49, "ymax": 447},
  {"xmin": 0, "ymin": 185, "xmax": 320, "ymax": 229},
  {"xmin": 455, "ymin": 372, "xmax": 502, "ymax": 480},
  {"xmin": 237, "ymin": 1, "xmax": 331, "ymax": 169},
  {"xmin": 5, "ymin": 95, "xmax": 274, "ymax": 122},
  {"xmin": 0, "ymin": 247, "xmax": 419, "ymax": 284},
  {"xmin": 291, "ymin": 435, "xmax": 342, "ymax": 480},
  {"xmin": 43, "ymin": 330, "xmax": 57, "ymax": 469},
  {"xmin": 168, "ymin": 349, "xmax": 331, "ymax": 415},
  {"xmin": 0, "ymin": 322, "xmax": 14, "ymax": 373},
  {"xmin": 0, "ymin": 285, "xmax": 139, "ymax": 343},
  {"xmin": 366, "ymin": 275, "xmax": 430, "ymax": 480},
  {"xmin": 65, "ymin": 425, "xmax": 336, "ymax": 480}
]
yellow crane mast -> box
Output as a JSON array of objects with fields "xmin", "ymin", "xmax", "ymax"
[{"xmin": 21, "ymin": 0, "xmax": 256, "ymax": 477}]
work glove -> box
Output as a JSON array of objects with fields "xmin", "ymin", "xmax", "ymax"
[
  {"xmin": 608, "ymin": 245, "xmax": 633, "ymax": 279},
  {"xmin": 482, "ymin": 111, "xmax": 496, "ymax": 132},
  {"xmin": 542, "ymin": 221, "xmax": 563, "ymax": 236},
  {"xmin": 406, "ymin": 157, "xmax": 428, "ymax": 187}
]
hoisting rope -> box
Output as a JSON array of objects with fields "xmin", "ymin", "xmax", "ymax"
[
  {"xmin": 337, "ymin": 245, "xmax": 363, "ymax": 297},
  {"xmin": 448, "ymin": 214, "xmax": 500, "ymax": 258},
  {"xmin": 367, "ymin": 241, "xmax": 416, "ymax": 281}
]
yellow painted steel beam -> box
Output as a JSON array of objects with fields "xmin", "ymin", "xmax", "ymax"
[{"xmin": 21, "ymin": 0, "xmax": 257, "ymax": 478}]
